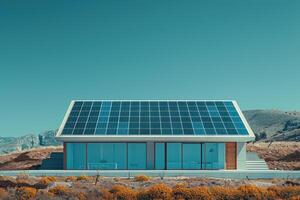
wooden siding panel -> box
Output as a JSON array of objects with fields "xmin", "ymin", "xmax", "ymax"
[{"xmin": 226, "ymin": 142, "xmax": 237, "ymax": 169}]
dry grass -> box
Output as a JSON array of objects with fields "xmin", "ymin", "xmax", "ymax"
[
  {"xmin": 38, "ymin": 176, "xmax": 56, "ymax": 186},
  {"xmin": 145, "ymin": 183, "xmax": 173, "ymax": 200},
  {"xmin": 65, "ymin": 176, "xmax": 77, "ymax": 182},
  {"xmin": 172, "ymin": 184, "xmax": 212, "ymax": 200},
  {"xmin": 77, "ymin": 175, "xmax": 89, "ymax": 181},
  {"xmin": 134, "ymin": 175, "xmax": 150, "ymax": 182},
  {"xmin": 15, "ymin": 187, "xmax": 37, "ymax": 200},
  {"xmin": 48, "ymin": 185, "xmax": 71, "ymax": 196}
]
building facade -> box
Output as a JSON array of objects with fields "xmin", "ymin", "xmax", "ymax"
[{"xmin": 56, "ymin": 100, "xmax": 254, "ymax": 170}]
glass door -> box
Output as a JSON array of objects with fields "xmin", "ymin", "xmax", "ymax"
[{"xmin": 182, "ymin": 143, "xmax": 201, "ymax": 169}]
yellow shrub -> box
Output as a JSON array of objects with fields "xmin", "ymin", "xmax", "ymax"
[
  {"xmin": 99, "ymin": 188, "xmax": 113, "ymax": 200},
  {"xmin": 137, "ymin": 189, "xmax": 150, "ymax": 200},
  {"xmin": 65, "ymin": 176, "xmax": 77, "ymax": 182},
  {"xmin": 268, "ymin": 186, "xmax": 300, "ymax": 199},
  {"xmin": 76, "ymin": 191, "xmax": 87, "ymax": 200},
  {"xmin": 77, "ymin": 175, "xmax": 89, "ymax": 181},
  {"xmin": 15, "ymin": 187, "xmax": 37, "ymax": 200},
  {"xmin": 147, "ymin": 183, "xmax": 172, "ymax": 200},
  {"xmin": 38, "ymin": 176, "xmax": 56, "ymax": 186},
  {"xmin": 48, "ymin": 185, "xmax": 71, "ymax": 196},
  {"xmin": 134, "ymin": 175, "xmax": 150, "ymax": 182},
  {"xmin": 172, "ymin": 184, "xmax": 192, "ymax": 200},
  {"xmin": 190, "ymin": 186, "xmax": 212, "ymax": 200},
  {"xmin": 210, "ymin": 186, "xmax": 240, "ymax": 200},
  {"xmin": 110, "ymin": 185, "xmax": 137, "ymax": 200},
  {"xmin": 237, "ymin": 185, "xmax": 266, "ymax": 200}
]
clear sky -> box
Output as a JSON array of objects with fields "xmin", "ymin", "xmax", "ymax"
[{"xmin": 0, "ymin": 0, "xmax": 299, "ymax": 137}]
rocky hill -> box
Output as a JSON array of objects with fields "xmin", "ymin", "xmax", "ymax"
[
  {"xmin": 243, "ymin": 110, "xmax": 300, "ymax": 141},
  {"xmin": 0, "ymin": 130, "xmax": 61, "ymax": 155}
]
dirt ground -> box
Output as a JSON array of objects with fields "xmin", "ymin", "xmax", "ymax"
[
  {"xmin": 0, "ymin": 147, "xmax": 62, "ymax": 170},
  {"xmin": 247, "ymin": 142, "xmax": 300, "ymax": 170}
]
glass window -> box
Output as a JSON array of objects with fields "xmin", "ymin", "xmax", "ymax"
[
  {"xmin": 87, "ymin": 143, "xmax": 126, "ymax": 170},
  {"xmin": 128, "ymin": 143, "xmax": 146, "ymax": 169},
  {"xmin": 66, "ymin": 143, "xmax": 86, "ymax": 169},
  {"xmin": 167, "ymin": 143, "xmax": 182, "ymax": 169},
  {"xmin": 155, "ymin": 143, "xmax": 165, "ymax": 169},
  {"xmin": 202, "ymin": 143, "xmax": 225, "ymax": 169},
  {"xmin": 183, "ymin": 144, "xmax": 201, "ymax": 169}
]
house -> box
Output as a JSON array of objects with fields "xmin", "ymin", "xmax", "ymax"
[{"xmin": 55, "ymin": 100, "xmax": 255, "ymax": 170}]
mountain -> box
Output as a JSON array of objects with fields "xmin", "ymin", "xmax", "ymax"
[
  {"xmin": 0, "ymin": 109, "xmax": 299, "ymax": 155},
  {"xmin": 0, "ymin": 130, "xmax": 61, "ymax": 155},
  {"xmin": 243, "ymin": 110, "xmax": 300, "ymax": 141}
]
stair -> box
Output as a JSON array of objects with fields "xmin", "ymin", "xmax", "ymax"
[
  {"xmin": 246, "ymin": 160, "xmax": 269, "ymax": 170},
  {"xmin": 39, "ymin": 152, "xmax": 63, "ymax": 169},
  {"xmin": 246, "ymin": 152, "xmax": 269, "ymax": 170}
]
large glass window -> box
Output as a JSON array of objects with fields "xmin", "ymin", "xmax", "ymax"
[
  {"xmin": 167, "ymin": 143, "xmax": 182, "ymax": 169},
  {"xmin": 183, "ymin": 144, "xmax": 201, "ymax": 169},
  {"xmin": 202, "ymin": 143, "xmax": 225, "ymax": 169},
  {"xmin": 128, "ymin": 143, "xmax": 146, "ymax": 169},
  {"xmin": 66, "ymin": 143, "xmax": 86, "ymax": 169},
  {"xmin": 87, "ymin": 143, "xmax": 126, "ymax": 170},
  {"xmin": 155, "ymin": 143, "xmax": 165, "ymax": 169}
]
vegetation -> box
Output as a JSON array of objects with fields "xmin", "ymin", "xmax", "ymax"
[
  {"xmin": 77, "ymin": 175, "xmax": 89, "ymax": 181},
  {"xmin": 1, "ymin": 175, "xmax": 300, "ymax": 200},
  {"xmin": 65, "ymin": 176, "xmax": 77, "ymax": 182},
  {"xmin": 15, "ymin": 187, "xmax": 37, "ymax": 200},
  {"xmin": 48, "ymin": 185, "xmax": 71, "ymax": 196},
  {"xmin": 134, "ymin": 175, "xmax": 150, "ymax": 182},
  {"xmin": 38, "ymin": 176, "xmax": 56, "ymax": 186}
]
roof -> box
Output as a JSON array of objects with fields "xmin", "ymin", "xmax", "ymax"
[{"xmin": 56, "ymin": 100, "xmax": 255, "ymax": 142}]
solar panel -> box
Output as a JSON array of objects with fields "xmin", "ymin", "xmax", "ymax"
[{"xmin": 61, "ymin": 100, "xmax": 249, "ymax": 136}]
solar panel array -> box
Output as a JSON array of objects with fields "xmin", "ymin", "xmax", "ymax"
[{"xmin": 61, "ymin": 101, "xmax": 249, "ymax": 136}]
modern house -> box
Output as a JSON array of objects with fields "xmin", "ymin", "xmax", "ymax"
[{"xmin": 55, "ymin": 100, "xmax": 255, "ymax": 170}]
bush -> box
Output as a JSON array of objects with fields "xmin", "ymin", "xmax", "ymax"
[
  {"xmin": 172, "ymin": 185, "xmax": 212, "ymax": 200},
  {"xmin": 147, "ymin": 183, "xmax": 172, "ymax": 200},
  {"xmin": 134, "ymin": 175, "xmax": 150, "ymax": 182},
  {"xmin": 110, "ymin": 185, "xmax": 137, "ymax": 200},
  {"xmin": 77, "ymin": 175, "xmax": 89, "ymax": 181},
  {"xmin": 38, "ymin": 176, "xmax": 56, "ymax": 186},
  {"xmin": 65, "ymin": 176, "xmax": 77, "ymax": 182},
  {"xmin": 268, "ymin": 186, "xmax": 300, "ymax": 199},
  {"xmin": 172, "ymin": 184, "xmax": 192, "ymax": 199},
  {"xmin": 15, "ymin": 187, "xmax": 37, "ymax": 200},
  {"xmin": 99, "ymin": 188, "xmax": 113, "ymax": 200},
  {"xmin": 35, "ymin": 190, "xmax": 54, "ymax": 199},
  {"xmin": 210, "ymin": 186, "xmax": 240, "ymax": 200},
  {"xmin": 190, "ymin": 187, "xmax": 212, "ymax": 200},
  {"xmin": 76, "ymin": 191, "xmax": 87, "ymax": 200},
  {"xmin": 48, "ymin": 185, "xmax": 71, "ymax": 196},
  {"xmin": 87, "ymin": 188, "xmax": 113, "ymax": 200},
  {"xmin": 237, "ymin": 185, "xmax": 266, "ymax": 200}
]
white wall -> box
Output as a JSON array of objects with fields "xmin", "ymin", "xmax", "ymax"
[{"xmin": 237, "ymin": 142, "xmax": 246, "ymax": 170}]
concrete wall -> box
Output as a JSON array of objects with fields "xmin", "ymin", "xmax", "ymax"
[
  {"xmin": 1, "ymin": 170, "xmax": 300, "ymax": 179},
  {"xmin": 237, "ymin": 142, "xmax": 246, "ymax": 170}
]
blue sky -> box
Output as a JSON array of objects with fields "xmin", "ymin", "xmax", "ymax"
[{"xmin": 0, "ymin": 0, "xmax": 299, "ymax": 137}]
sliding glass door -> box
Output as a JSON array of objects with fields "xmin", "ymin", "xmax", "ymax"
[{"xmin": 182, "ymin": 143, "xmax": 201, "ymax": 169}]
